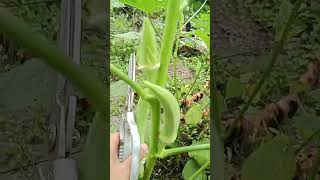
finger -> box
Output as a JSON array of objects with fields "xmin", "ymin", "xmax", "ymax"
[
  {"xmin": 110, "ymin": 132, "xmax": 120, "ymax": 161},
  {"xmin": 122, "ymin": 144, "xmax": 148, "ymax": 168},
  {"xmin": 140, "ymin": 144, "xmax": 148, "ymax": 160}
]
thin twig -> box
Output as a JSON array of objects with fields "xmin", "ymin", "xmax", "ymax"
[
  {"xmin": 183, "ymin": 59, "xmax": 204, "ymax": 101},
  {"xmin": 180, "ymin": 0, "xmax": 208, "ymax": 31}
]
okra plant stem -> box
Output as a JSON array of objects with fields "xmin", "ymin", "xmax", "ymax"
[
  {"xmin": 156, "ymin": 0, "xmax": 181, "ymax": 86},
  {"xmin": 143, "ymin": 100, "xmax": 161, "ymax": 180},
  {"xmin": 158, "ymin": 144, "xmax": 210, "ymax": 158}
]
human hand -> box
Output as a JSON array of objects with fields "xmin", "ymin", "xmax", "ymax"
[{"xmin": 110, "ymin": 132, "xmax": 148, "ymax": 180}]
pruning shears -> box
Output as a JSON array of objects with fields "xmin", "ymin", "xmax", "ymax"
[{"xmin": 118, "ymin": 53, "xmax": 141, "ymax": 180}]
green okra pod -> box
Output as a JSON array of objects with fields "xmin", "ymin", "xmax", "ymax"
[
  {"xmin": 143, "ymin": 81, "xmax": 180, "ymax": 144},
  {"xmin": 137, "ymin": 18, "xmax": 160, "ymax": 82},
  {"xmin": 135, "ymin": 97, "xmax": 150, "ymax": 144}
]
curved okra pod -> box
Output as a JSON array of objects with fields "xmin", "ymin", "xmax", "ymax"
[
  {"xmin": 143, "ymin": 81, "xmax": 180, "ymax": 144},
  {"xmin": 135, "ymin": 97, "xmax": 150, "ymax": 144}
]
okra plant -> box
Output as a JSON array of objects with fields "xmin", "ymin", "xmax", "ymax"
[
  {"xmin": 0, "ymin": 0, "xmax": 210, "ymax": 179},
  {"xmin": 111, "ymin": 1, "xmax": 210, "ymax": 179}
]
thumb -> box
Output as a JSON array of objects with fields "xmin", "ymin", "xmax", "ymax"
[
  {"xmin": 122, "ymin": 144, "xmax": 148, "ymax": 168},
  {"xmin": 110, "ymin": 132, "xmax": 120, "ymax": 162}
]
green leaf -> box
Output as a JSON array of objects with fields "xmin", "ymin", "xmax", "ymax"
[
  {"xmin": 111, "ymin": 0, "xmax": 125, "ymax": 8},
  {"xmin": 294, "ymin": 113, "xmax": 320, "ymax": 131},
  {"xmin": 226, "ymin": 77, "xmax": 244, "ymax": 99},
  {"xmin": 182, "ymin": 159, "xmax": 207, "ymax": 180},
  {"xmin": 113, "ymin": 31, "xmax": 141, "ymax": 40},
  {"xmin": 188, "ymin": 139, "xmax": 210, "ymax": 166},
  {"xmin": 194, "ymin": 30, "xmax": 210, "ymax": 51},
  {"xmin": 120, "ymin": 0, "xmax": 167, "ymax": 14},
  {"xmin": 200, "ymin": 96, "xmax": 210, "ymax": 108},
  {"xmin": 242, "ymin": 135, "xmax": 296, "ymax": 180},
  {"xmin": 185, "ymin": 104, "xmax": 203, "ymax": 125}
]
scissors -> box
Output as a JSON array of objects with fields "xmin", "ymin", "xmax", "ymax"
[{"xmin": 118, "ymin": 53, "xmax": 141, "ymax": 180}]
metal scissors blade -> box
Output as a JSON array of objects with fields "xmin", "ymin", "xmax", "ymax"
[
  {"xmin": 118, "ymin": 53, "xmax": 140, "ymax": 180},
  {"xmin": 127, "ymin": 53, "xmax": 136, "ymax": 112}
]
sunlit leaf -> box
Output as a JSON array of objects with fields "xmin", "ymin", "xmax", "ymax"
[
  {"xmin": 182, "ymin": 159, "xmax": 207, "ymax": 180},
  {"xmin": 194, "ymin": 30, "xmax": 209, "ymax": 51},
  {"xmin": 185, "ymin": 104, "xmax": 203, "ymax": 125},
  {"xmin": 120, "ymin": 0, "xmax": 167, "ymax": 13},
  {"xmin": 113, "ymin": 31, "xmax": 141, "ymax": 40},
  {"xmin": 111, "ymin": 0, "xmax": 125, "ymax": 8},
  {"xmin": 188, "ymin": 138, "xmax": 210, "ymax": 166}
]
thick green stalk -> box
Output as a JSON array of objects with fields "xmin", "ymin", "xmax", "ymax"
[
  {"xmin": 158, "ymin": 144, "xmax": 210, "ymax": 158},
  {"xmin": 0, "ymin": 9, "xmax": 107, "ymax": 114},
  {"xmin": 189, "ymin": 161, "xmax": 210, "ymax": 180},
  {"xmin": 149, "ymin": 100, "xmax": 160, "ymax": 154},
  {"xmin": 224, "ymin": 0, "xmax": 304, "ymax": 139},
  {"xmin": 0, "ymin": 9, "xmax": 108, "ymax": 180},
  {"xmin": 156, "ymin": 0, "xmax": 182, "ymax": 86},
  {"xmin": 143, "ymin": 99, "xmax": 161, "ymax": 179},
  {"xmin": 142, "ymin": 156, "xmax": 157, "ymax": 180}
]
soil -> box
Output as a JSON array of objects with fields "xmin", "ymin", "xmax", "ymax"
[{"xmin": 213, "ymin": 0, "xmax": 272, "ymax": 65}]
